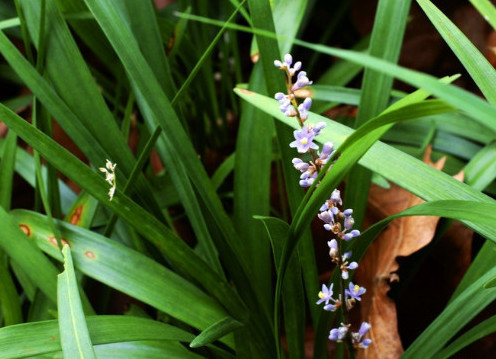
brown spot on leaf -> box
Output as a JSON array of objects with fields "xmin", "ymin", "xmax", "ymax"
[
  {"xmin": 69, "ymin": 205, "xmax": 83, "ymax": 225},
  {"xmin": 85, "ymin": 251, "xmax": 96, "ymax": 259},
  {"xmin": 19, "ymin": 224, "xmax": 31, "ymax": 236},
  {"xmin": 251, "ymin": 52, "xmax": 259, "ymax": 63},
  {"xmin": 48, "ymin": 237, "xmax": 70, "ymax": 247}
]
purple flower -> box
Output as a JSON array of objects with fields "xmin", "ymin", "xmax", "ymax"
[
  {"xmin": 312, "ymin": 122, "xmax": 326, "ymax": 136},
  {"xmin": 330, "ymin": 189, "xmax": 342, "ymax": 206},
  {"xmin": 329, "ymin": 324, "xmax": 348, "ymax": 342},
  {"xmin": 328, "ymin": 239, "xmax": 339, "ymax": 259},
  {"xmin": 352, "ymin": 322, "xmax": 372, "ymax": 349},
  {"xmin": 316, "ymin": 283, "xmax": 334, "ymax": 305},
  {"xmin": 344, "ymin": 214, "xmax": 355, "ymax": 231},
  {"xmin": 292, "ymin": 71, "xmax": 313, "ymax": 90},
  {"xmin": 292, "ymin": 158, "xmax": 309, "ymax": 172},
  {"xmin": 345, "ymin": 282, "xmax": 366, "ymax": 301},
  {"xmin": 343, "ymin": 229, "xmax": 360, "ymax": 241},
  {"xmin": 289, "ymin": 125, "xmax": 319, "ymax": 153},
  {"xmin": 299, "ymin": 176, "xmax": 316, "ymax": 187},
  {"xmin": 274, "ymin": 53, "xmax": 293, "ymax": 69},
  {"xmin": 318, "ymin": 142, "xmax": 334, "ymax": 164},
  {"xmin": 340, "ymin": 252, "xmax": 358, "ymax": 280},
  {"xmin": 298, "ymin": 97, "xmax": 312, "ymax": 120}
]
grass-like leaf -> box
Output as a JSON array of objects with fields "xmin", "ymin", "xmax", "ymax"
[
  {"xmin": 417, "ymin": 0, "xmax": 496, "ymax": 104},
  {"xmin": 13, "ymin": 209, "xmax": 234, "ymax": 347},
  {"xmin": 0, "ymin": 315, "xmax": 194, "ymax": 358},
  {"xmin": 57, "ymin": 244, "xmax": 97, "ymax": 359}
]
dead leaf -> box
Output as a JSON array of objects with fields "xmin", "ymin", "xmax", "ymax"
[{"xmin": 355, "ymin": 146, "xmax": 464, "ymax": 359}]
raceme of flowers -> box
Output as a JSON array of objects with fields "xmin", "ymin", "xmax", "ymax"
[
  {"xmin": 274, "ymin": 54, "xmax": 372, "ymax": 350},
  {"xmin": 99, "ymin": 159, "xmax": 117, "ymax": 201}
]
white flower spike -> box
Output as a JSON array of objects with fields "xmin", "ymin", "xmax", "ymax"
[{"xmin": 99, "ymin": 159, "xmax": 117, "ymax": 201}]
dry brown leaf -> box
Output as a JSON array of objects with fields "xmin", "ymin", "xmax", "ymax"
[{"xmin": 355, "ymin": 146, "xmax": 463, "ymax": 359}]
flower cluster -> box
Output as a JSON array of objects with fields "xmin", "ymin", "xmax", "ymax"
[
  {"xmin": 99, "ymin": 159, "xmax": 117, "ymax": 201},
  {"xmin": 274, "ymin": 54, "xmax": 372, "ymax": 351}
]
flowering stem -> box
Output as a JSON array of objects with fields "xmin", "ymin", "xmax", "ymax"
[{"xmin": 274, "ymin": 53, "xmax": 372, "ymax": 354}]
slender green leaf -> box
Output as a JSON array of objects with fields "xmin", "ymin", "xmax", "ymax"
[
  {"xmin": 402, "ymin": 266, "xmax": 496, "ymax": 358},
  {"xmin": 470, "ymin": 0, "xmax": 496, "ymax": 30},
  {"xmin": 0, "ymin": 206, "xmax": 58, "ymax": 303},
  {"xmin": 464, "ymin": 141, "xmax": 496, "ymax": 191},
  {"xmin": 0, "ymin": 256, "xmax": 22, "ymax": 326},
  {"xmin": 190, "ymin": 317, "xmax": 243, "ymax": 348},
  {"xmin": 0, "ymin": 129, "xmax": 16, "ymax": 210},
  {"xmin": 434, "ymin": 315, "xmax": 496, "ymax": 359},
  {"xmin": 81, "ymin": 1, "xmax": 257, "ymax": 305},
  {"xmin": 57, "ymin": 244, "xmax": 97, "ymax": 359},
  {"xmin": 417, "ymin": 0, "xmax": 496, "ymax": 104},
  {"xmin": 256, "ymin": 216, "xmax": 305, "ymax": 359},
  {"xmin": 346, "ymin": 0, "xmax": 412, "ymax": 240}
]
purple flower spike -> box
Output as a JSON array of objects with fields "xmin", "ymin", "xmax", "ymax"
[
  {"xmin": 345, "ymin": 282, "xmax": 366, "ymax": 301},
  {"xmin": 289, "ymin": 125, "xmax": 319, "ymax": 153}
]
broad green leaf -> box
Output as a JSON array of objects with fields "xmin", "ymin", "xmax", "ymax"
[
  {"xmin": 91, "ymin": 341, "xmax": 205, "ymax": 359},
  {"xmin": 12, "ymin": 210, "xmax": 234, "ymax": 347},
  {"xmin": 190, "ymin": 317, "xmax": 243, "ymax": 348},
  {"xmin": 0, "ymin": 315, "xmax": 194, "ymax": 358},
  {"xmin": 57, "ymin": 245, "xmax": 96, "ymax": 359}
]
